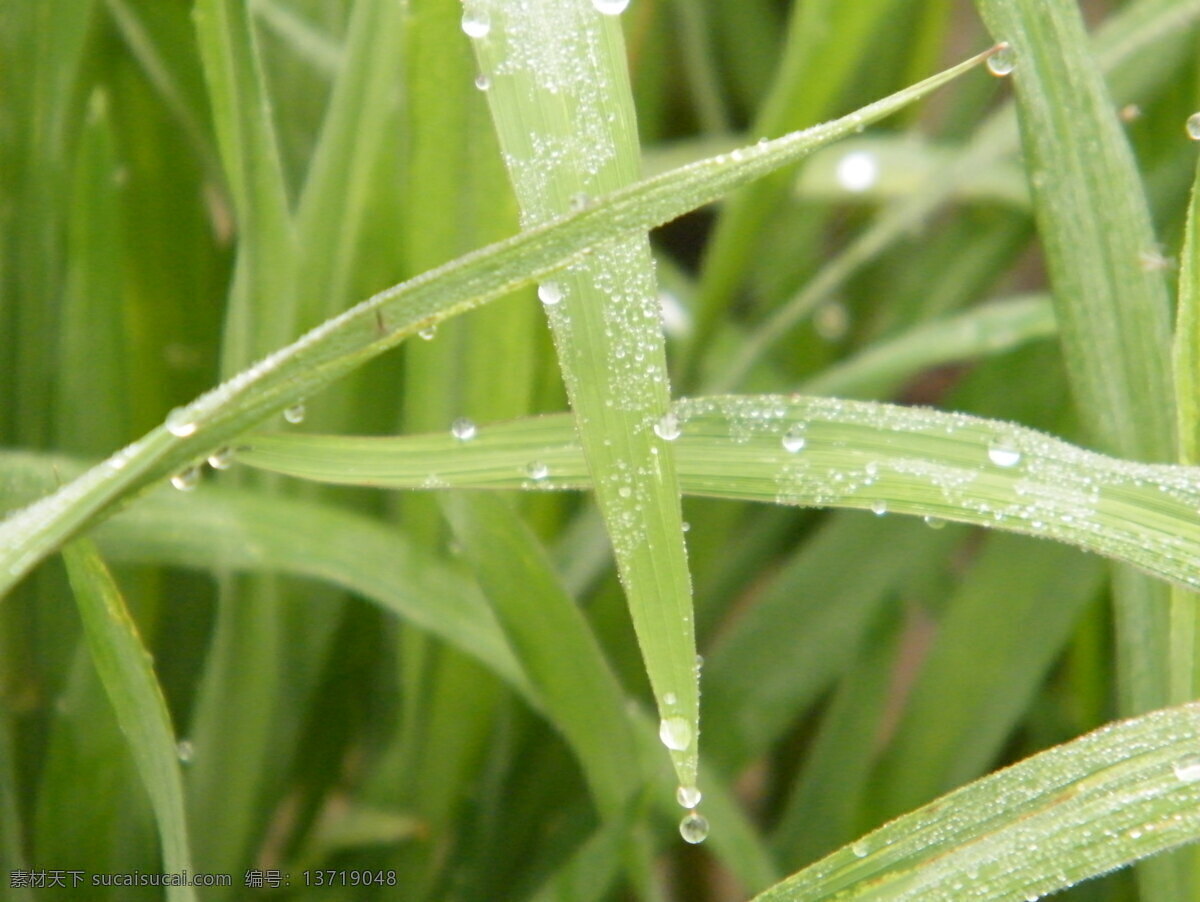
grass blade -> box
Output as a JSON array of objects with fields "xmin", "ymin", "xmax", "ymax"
[
  {"xmin": 61, "ymin": 540, "xmax": 195, "ymax": 902},
  {"xmin": 753, "ymin": 703, "xmax": 1200, "ymax": 901}
]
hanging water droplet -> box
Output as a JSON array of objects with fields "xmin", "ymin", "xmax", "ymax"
[
  {"xmin": 676, "ymin": 786, "xmax": 702, "ymax": 809},
  {"xmin": 418, "ymin": 325, "xmax": 438, "ymax": 341},
  {"xmin": 1173, "ymin": 755, "xmax": 1200, "ymax": 782},
  {"xmin": 679, "ymin": 811, "xmax": 709, "ymax": 844},
  {"xmin": 165, "ymin": 407, "xmax": 197, "ymax": 437},
  {"xmin": 526, "ymin": 460, "xmax": 550, "ymax": 480},
  {"xmin": 1186, "ymin": 112, "xmax": 1200, "ymax": 141},
  {"xmin": 283, "ymin": 402, "xmax": 307, "ymax": 424},
  {"xmin": 782, "ymin": 427, "xmax": 807, "ymax": 453},
  {"xmin": 451, "ymin": 418, "xmax": 477, "ymax": 441},
  {"xmin": 923, "ymin": 515, "xmax": 946, "ymax": 529},
  {"xmin": 659, "ymin": 716, "xmax": 692, "ymax": 751},
  {"xmin": 870, "ymin": 499, "xmax": 888, "ymax": 516},
  {"xmin": 461, "ymin": 8, "xmax": 490, "ymax": 38},
  {"xmin": 538, "ymin": 281, "xmax": 564, "ymax": 305},
  {"xmin": 170, "ymin": 466, "xmax": 200, "ymax": 492},
  {"xmin": 654, "ymin": 413, "xmax": 681, "ymax": 441},
  {"xmin": 987, "ymin": 438, "xmax": 1021, "ymax": 467},
  {"xmin": 474, "ymin": 74, "xmax": 491, "ymax": 91},
  {"xmin": 987, "ymin": 43, "xmax": 1015, "ymax": 77},
  {"xmin": 177, "ymin": 739, "xmax": 194, "ymax": 763},
  {"xmin": 836, "ymin": 150, "xmax": 879, "ymax": 193},
  {"xmin": 592, "ymin": 0, "xmax": 630, "ymax": 15},
  {"xmin": 207, "ymin": 447, "xmax": 235, "ymax": 470}
]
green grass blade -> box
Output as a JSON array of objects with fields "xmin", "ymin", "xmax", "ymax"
[
  {"xmin": 752, "ymin": 704, "xmax": 1200, "ymax": 901},
  {"xmin": 237, "ymin": 393, "xmax": 1200, "ymax": 593},
  {"xmin": 1174, "ymin": 149, "xmax": 1200, "ymax": 468},
  {"xmin": 440, "ymin": 491, "xmax": 639, "ymax": 819},
  {"xmin": 0, "ymin": 47, "xmax": 990, "ymax": 609},
  {"xmin": 469, "ymin": 0, "xmax": 700, "ymax": 797},
  {"xmin": 61, "ymin": 540, "xmax": 195, "ymax": 902}
]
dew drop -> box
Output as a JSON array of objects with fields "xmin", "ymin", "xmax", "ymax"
[
  {"xmin": 836, "ymin": 150, "xmax": 879, "ymax": 193},
  {"xmin": 538, "ymin": 281, "xmax": 564, "ymax": 306},
  {"xmin": 1187, "ymin": 112, "xmax": 1200, "ymax": 141},
  {"xmin": 654, "ymin": 413, "xmax": 681, "ymax": 441},
  {"xmin": 569, "ymin": 192, "xmax": 591, "ymax": 213},
  {"xmin": 461, "ymin": 8, "xmax": 490, "ymax": 38},
  {"xmin": 659, "ymin": 716, "xmax": 692, "ymax": 751},
  {"xmin": 207, "ymin": 447, "xmax": 235, "ymax": 470},
  {"xmin": 165, "ymin": 407, "xmax": 197, "ymax": 437},
  {"xmin": 283, "ymin": 402, "xmax": 307, "ymax": 424},
  {"xmin": 664, "ymin": 692, "xmax": 677, "ymax": 705},
  {"xmin": 987, "ymin": 439, "xmax": 1021, "ymax": 467},
  {"xmin": 592, "ymin": 0, "xmax": 630, "ymax": 14},
  {"xmin": 681, "ymin": 521, "xmax": 691, "ymax": 533},
  {"xmin": 851, "ymin": 840, "xmax": 869, "ymax": 858},
  {"xmin": 526, "ymin": 460, "xmax": 550, "ymax": 480},
  {"xmin": 679, "ymin": 811, "xmax": 709, "ymax": 844},
  {"xmin": 177, "ymin": 739, "xmax": 194, "ymax": 763},
  {"xmin": 1173, "ymin": 755, "xmax": 1200, "ymax": 782},
  {"xmin": 170, "ymin": 467, "xmax": 200, "ymax": 492},
  {"xmin": 782, "ymin": 427, "xmax": 807, "ymax": 453},
  {"xmin": 418, "ymin": 325, "xmax": 438, "ymax": 341},
  {"xmin": 451, "ymin": 417, "xmax": 477, "ymax": 441},
  {"xmin": 871, "ymin": 499, "xmax": 888, "ymax": 516},
  {"xmin": 923, "ymin": 515, "xmax": 946, "ymax": 530},
  {"xmin": 987, "ymin": 43, "xmax": 1015, "ymax": 77},
  {"xmin": 676, "ymin": 786, "xmax": 702, "ymax": 809},
  {"xmin": 474, "ymin": 74, "xmax": 491, "ymax": 91}
]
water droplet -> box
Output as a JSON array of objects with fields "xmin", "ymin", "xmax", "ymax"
[
  {"xmin": 461, "ymin": 8, "xmax": 490, "ymax": 38},
  {"xmin": 165, "ymin": 407, "xmax": 197, "ymax": 437},
  {"xmin": 676, "ymin": 786, "xmax": 702, "ymax": 809},
  {"xmin": 170, "ymin": 467, "xmax": 200, "ymax": 492},
  {"xmin": 664, "ymin": 692, "xmax": 677, "ymax": 705},
  {"xmin": 1186, "ymin": 112, "xmax": 1200, "ymax": 141},
  {"xmin": 654, "ymin": 413, "xmax": 681, "ymax": 441},
  {"xmin": 681, "ymin": 521, "xmax": 691, "ymax": 533},
  {"xmin": 283, "ymin": 403, "xmax": 307, "ymax": 424},
  {"xmin": 679, "ymin": 811, "xmax": 708, "ymax": 844},
  {"xmin": 782, "ymin": 427, "xmax": 807, "ymax": 453},
  {"xmin": 593, "ymin": 0, "xmax": 630, "ymax": 14},
  {"xmin": 987, "ymin": 439, "xmax": 1021, "ymax": 467},
  {"xmin": 923, "ymin": 515, "xmax": 946, "ymax": 529},
  {"xmin": 526, "ymin": 460, "xmax": 550, "ymax": 480},
  {"xmin": 418, "ymin": 325, "xmax": 438, "ymax": 341},
  {"xmin": 1119, "ymin": 104, "xmax": 1142, "ymax": 123},
  {"xmin": 538, "ymin": 281, "xmax": 564, "ymax": 305},
  {"xmin": 177, "ymin": 740, "xmax": 194, "ymax": 763},
  {"xmin": 1173, "ymin": 755, "xmax": 1200, "ymax": 782},
  {"xmin": 207, "ymin": 448, "xmax": 235, "ymax": 470},
  {"xmin": 851, "ymin": 840, "xmax": 869, "ymax": 858},
  {"xmin": 451, "ymin": 418, "xmax": 477, "ymax": 441},
  {"xmin": 474, "ymin": 74, "xmax": 491, "ymax": 91},
  {"xmin": 987, "ymin": 43, "xmax": 1015, "ymax": 77},
  {"xmin": 836, "ymin": 150, "xmax": 879, "ymax": 193},
  {"xmin": 659, "ymin": 716, "xmax": 692, "ymax": 751},
  {"xmin": 569, "ymin": 192, "xmax": 591, "ymax": 213},
  {"xmin": 870, "ymin": 499, "xmax": 888, "ymax": 516}
]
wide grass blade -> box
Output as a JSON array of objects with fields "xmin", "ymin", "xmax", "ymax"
[
  {"xmin": 237, "ymin": 393, "xmax": 1200, "ymax": 592},
  {"xmin": 61, "ymin": 540, "xmax": 195, "ymax": 902},
  {"xmin": 753, "ymin": 703, "xmax": 1200, "ymax": 901}
]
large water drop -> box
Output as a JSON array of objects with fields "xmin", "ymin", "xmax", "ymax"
[
  {"xmin": 526, "ymin": 460, "xmax": 550, "ymax": 481},
  {"xmin": 654, "ymin": 413, "xmax": 681, "ymax": 441},
  {"xmin": 679, "ymin": 811, "xmax": 709, "ymax": 844},
  {"xmin": 987, "ymin": 43, "xmax": 1015, "ymax": 77},
  {"xmin": 451, "ymin": 418, "xmax": 477, "ymax": 441},
  {"xmin": 592, "ymin": 0, "xmax": 630, "ymax": 15},
  {"xmin": 987, "ymin": 439, "xmax": 1021, "ymax": 467},
  {"xmin": 836, "ymin": 150, "xmax": 878, "ymax": 193},
  {"xmin": 1187, "ymin": 112, "xmax": 1200, "ymax": 141},
  {"xmin": 538, "ymin": 281, "xmax": 564, "ymax": 306},
  {"xmin": 659, "ymin": 716, "xmax": 692, "ymax": 751},
  {"xmin": 1173, "ymin": 755, "xmax": 1200, "ymax": 782},
  {"xmin": 170, "ymin": 467, "xmax": 200, "ymax": 492},
  {"xmin": 165, "ymin": 407, "xmax": 197, "ymax": 437},
  {"xmin": 782, "ymin": 427, "xmax": 807, "ymax": 453},
  {"xmin": 676, "ymin": 786, "xmax": 702, "ymax": 809},
  {"xmin": 461, "ymin": 9, "xmax": 491, "ymax": 38},
  {"xmin": 283, "ymin": 403, "xmax": 307, "ymax": 425}
]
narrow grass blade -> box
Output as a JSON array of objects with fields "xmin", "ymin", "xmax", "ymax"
[
  {"xmin": 753, "ymin": 704, "xmax": 1200, "ymax": 901},
  {"xmin": 61, "ymin": 540, "xmax": 195, "ymax": 902},
  {"xmin": 440, "ymin": 492, "xmax": 639, "ymax": 819},
  {"xmin": 238, "ymin": 393, "xmax": 1200, "ymax": 593},
  {"xmin": 469, "ymin": 0, "xmax": 700, "ymax": 796},
  {"xmin": 0, "ymin": 48, "xmax": 989, "ymax": 597}
]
